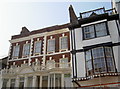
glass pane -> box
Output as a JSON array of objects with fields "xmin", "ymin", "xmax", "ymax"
[
  {"xmin": 47, "ymin": 39, "xmax": 55, "ymax": 52},
  {"xmin": 95, "ymin": 22, "xmax": 107, "ymax": 37},
  {"xmin": 83, "ymin": 25, "xmax": 95, "ymax": 39},
  {"xmin": 42, "ymin": 76, "xmax": 48, "ymax": 87},
  {"xmin": 23, "ymin": 44, "xmax": 30, "ymax": 56},
  {"xmin": 60, "ymin": 37, "xmax": 68, "ymax": 50},
  {"xmin": 55, "ymin": 74, "xmax": 61, "ymax": 87},
  {"xmin": 60, "ymin": 58, "xmax": 68, "ymax": 68},
  {"xmin": 50, "ymin": 74, "xmax": 54, "ymax": 87},
  {"xmin": 12, "ymin": 45, "xmax": 20, "ymax": 57},
  {"xmin": 34, "ymin": 41, "xmax": 42, "ymax": 53},
  {"xmin": 47, "ymin": 60, "xmax": 55, "ymax": 69},
  {"xmin": 27, "ymin": 77, "xmax": 33, "ymax": 87},
  {"xmin": 85, "ymin": 50, "xmax": 91, "ymax": 61},
  {"xmin": 92, "ymin": 47, "xmax": 106, "ymax": 73}
]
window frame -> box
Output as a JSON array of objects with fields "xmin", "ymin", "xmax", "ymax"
[
  {"xmin": 34, "ymin": 40, "xmax": 42, "ymax": 55},
  {"xmin": 59, "ymin": 36, "xmax": 68, "ymax": 52},
  {"xmin": 22, "ymin": 43, "xmax": 30, "ymax": 58},
  {"xmin": 12, "ymin": 45, "xmax": 20, "ymax": 59},
  {"xmin": 82, "ymin": 22, "xmax": 109, "ymax": 40},
  {"xmin": 47, "ymin": 38, "xmax": 55, "ymax": 54},
  {"xmin": 85, "ymin": 46, "xmax": 116, "ymax": 76}
]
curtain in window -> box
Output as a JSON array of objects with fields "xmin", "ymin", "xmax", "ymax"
[
  {"xmin": 34, "ymin": 41, "xmax": 42, "ymax": 54},
  {"xmin": 47, "ymin": 39, "xmax": 55, "ymax": 53}
]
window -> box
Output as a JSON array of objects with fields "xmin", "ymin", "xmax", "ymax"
[
  {"xmin": 23, "ymin": 43, "xmax": 30, "ymax": 57},
  {"xmin": 2, "ymin": 79, "xmax": 8, "ymax": 89},
  {"xmin": 34, "ymin": 41, "xmax": 42, "ymax": 54},
  {"xmin": 10, "ymin": 79, "xmax": 15, "ymax": 89},
  {"xmin": 85, "ymin": 50, "xmax": 93, "ymax": 75},
  {"xmin": 83, "ymin": 25, "xmax": 95, "ymax": 39},
  {"xmin": 42, "ymin": 76, "xmax": 48, "ymax": 87},
  {"xmin": 60, "ymin": 36, "xmax": 68, "ymax": 51},
  {"xmin": 19, "ymin": 77, "xmax": 24, "ymax": 88},
  {"xmin": 85, "ymin": 47, "xmax": 115, "ymax": 76},
  {"xmin": 47, "ymin": 39, "xmax": 55, "ymax": 53},
  {"xmin": 27, "ymin": 77, "xmax": 33, "ymax": 87},
  {"xmin": 12, "ymin": 45, "xmax": 20, "ymax": 58},
  {"xmin": 60, "ymin": 58, "xmax": 68, "ymax": 68},
  {"xmin": 46, "ymin": 60, "xmax": 55, "ymax": 69},
  {"xmin": 83, "ymin": 22, "xmax": 108, "ymax": 40}
]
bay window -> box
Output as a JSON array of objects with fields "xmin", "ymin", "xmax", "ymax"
[
  {"xmin": 83, "ymin": 22, "xmax": 108, "ymax": 40},
  {"xmin": 85, "ymin": 47, "xmax": 115, "ymax": 76}
]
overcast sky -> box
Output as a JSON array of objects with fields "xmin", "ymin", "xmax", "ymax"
[{"xmin": 0, "ymin": 1, "xmax": 111, "ymax": 58}]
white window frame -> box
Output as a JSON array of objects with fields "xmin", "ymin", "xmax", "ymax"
[
  {"xmin": 22, "ymin": 43, "xmax": 30, "ymax": 58},
  {"xmin": 59, "ymin": 36, "xmax": 68, "ymax": 52},
  {"xmin": 47, "ymin": 38, "xmax": 55, "ymax": 54},
  {"xmin": 12, "ymin": 45, "xmax": 20, "ymax": 59},
  {"xmin": 34, "ymin": 40, "xmax": 42, "ymax": 56}
]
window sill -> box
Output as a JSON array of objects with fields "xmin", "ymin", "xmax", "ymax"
[{"xmin": 59, "ymin": 49, "xmax": 68, "ymax": 52}]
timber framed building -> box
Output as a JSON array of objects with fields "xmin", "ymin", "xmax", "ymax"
[{"xmin": 69, "ymin": 5, "xmax": 120, "ymax": 88}]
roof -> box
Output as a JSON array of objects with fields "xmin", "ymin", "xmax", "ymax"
[{"xmin": 11, "ymin": 23, "xmax": 70, "ymax": 40}]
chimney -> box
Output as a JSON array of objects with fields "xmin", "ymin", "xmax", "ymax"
[{"xmin": 69, "ymin": 5, "xmax": 78, "ymax": 25}]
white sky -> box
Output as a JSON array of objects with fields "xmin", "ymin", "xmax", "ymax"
[{"xmin": 0, "ymin": 1, "xmax": 111, "ymax": 58}]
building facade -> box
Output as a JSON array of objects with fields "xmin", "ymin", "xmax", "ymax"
[
  {"xmin": 69, "ymin": 5, "xmax": 120, "ymax": 88},
  {"xmin": 1, "ymin": 24, "xmax": 73, "ymax": 88}
]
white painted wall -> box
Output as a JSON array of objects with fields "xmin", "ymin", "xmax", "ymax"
[
  {"xmin": 108, "ymin": 20, "xmax": 120, "ymax": 43},
  {"xmin": 76, "ymin": 52, "xmax": 86, "ymax": 77}
]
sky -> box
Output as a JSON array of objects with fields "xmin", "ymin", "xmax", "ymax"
[{"xmin": 0, "ymin": 1, "xmax": 112, "ymax": 58}]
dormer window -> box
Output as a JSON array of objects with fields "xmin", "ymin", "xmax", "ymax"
[
  {"xmin": 34, "ymin": 41, "xmax": 42, "ymax": 55},
  {"xmin": 22, "ymin": 43, "xmax": 30, "ymax": 57},
  {"xmin": 12, "ymin": 45, "xmax": 20, "ymax": 58}
]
